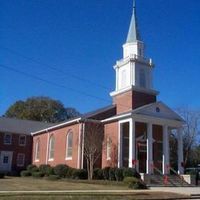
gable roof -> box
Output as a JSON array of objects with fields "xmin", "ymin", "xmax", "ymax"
[
  {"xmin": 132, "ymin": 101, "xmax": 184, "ymax": 122},
  {"xmin": 31, "ymin": 105, "xmax": 116, "ymax": 135},
  {"xmin": 0, "ymin": 117, "xmax": 53, "ymax": 135},
  {"xmin": 102, "ymin": 102, "xmax": 185, "ymax": 124}
]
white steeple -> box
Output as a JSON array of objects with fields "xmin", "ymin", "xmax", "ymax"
[{"xmin": 110, "ymin": 0, "xmax": 158, "ymax": 97}]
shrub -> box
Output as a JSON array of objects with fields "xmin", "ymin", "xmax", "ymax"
[
  {"xmin": 45, "ymin": 175, "xmax": 60, "ymax": 181},
  {"xmin": 123, "ymin": 168, "xmax": 140, "ymax": 179},
  {"xmin": 109, "ymin": 168, "xmax": 116, "ymax": 181},
  {"xmin": 115, "ymin": 168, "xmax": 124, "ymax": 181},
  {"xmin": 27, "ymin": 164, "xmax": 39, "ymax": 173},
  {"xmin": 65, "ymin": 167, "xmax": 75, "ymax": 178},
  {"xmin": 103, "ymin": 167, "xmax": 110, "ymax": 180},
  {"xmin": 32, "ymin": 172, "xmax": 44, "ymax": 178},
  {"xmin": 123, "ymin": 177, "xmax": 147, "ymax": 189},
  {"xmin": 72, "ymin": 169, "xmax": 88, "ymax": 180},
  {"xmin": 0, "ymin": 172, "xmax": 5, "ymax": 179},
  {"xmin": 93, "ymin": 168, "xmax": 103, "ymax": 180},
  {"xmin": 39, "ymin": 165, "xmax": 54, "ymax": 176},
  {"xmin": 54, "ymin": 164, "xmax": 69, "ymax": 178},
  {"xmin": 20, "ymin": 170, "xmax": 31, "ymax": 177}
]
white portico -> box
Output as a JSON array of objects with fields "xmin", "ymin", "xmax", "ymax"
[{"xmin": 117, "ymin": 102, "xmax": 184, "ymax": 175}]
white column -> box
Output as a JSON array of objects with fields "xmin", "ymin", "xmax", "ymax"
[
  {"xmin": 146, "ymin": 123, "xmax": 153, "ymax": 174},
  {"xmin": 163, "ymin": 125, "xmax": 170, "ymax": 174},
  {"xmin": 118, "ymin": 123, "xmax": 123, "ymax": 168},
  {"xmin": 177, "ymin": 127, "xmax": 184, "ymax": 174},
  {"xmin": 129, "ymin": 119, "xmax": 136, "ymax": 168}
]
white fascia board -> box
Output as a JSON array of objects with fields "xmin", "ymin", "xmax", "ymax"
[
  {"xmin": 31, "ymin": 117, "xmax": 82, "ymax": 136},
  {"xmin": 101, "ymin": 112, "xmax": 132, "ymax": 123},
  {"xmin": 132, "ymin": 114, "xmax": 184, "ymax": 128}
]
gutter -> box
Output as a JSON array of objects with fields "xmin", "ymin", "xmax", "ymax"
[{"xmin": 31, "ymin": 118, "xmax": 82, "ymax": 135}]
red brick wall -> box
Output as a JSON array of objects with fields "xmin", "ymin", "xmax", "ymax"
[
  {"xmin": 102, "ymin": 121, "xmax": 118, "ymax": 168},
  {"xmin": 0, "ymin": 132, "xmax": 32, "ymax": 172},
  {"xmin": 113, "ymin": 90, "xmax": 157, "ymax": 114},
  {"xmin": 32, "ymin": 123, "xmax": 80, "ymax": 169}
]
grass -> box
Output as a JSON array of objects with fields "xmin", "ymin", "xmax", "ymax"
[
  {"xmin": 0, "ymin": 177, "xmax": 127, "ymax": 191},
  {"xmin": 0, "ymin": 177, "xmax": 188, "ymax": 200}
]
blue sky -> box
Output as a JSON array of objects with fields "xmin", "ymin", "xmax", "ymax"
[{"xmin": 0, "ymin": 0, "xmax": 200, "ymax": 115}]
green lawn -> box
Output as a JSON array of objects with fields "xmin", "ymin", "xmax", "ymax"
[
  {"xmin": 0, "ymin": 177, "xmax": 188, "ymax": 200},
  {"xmin": 0, "ymin": 177, "xmax": 127, "ymax": 191}
]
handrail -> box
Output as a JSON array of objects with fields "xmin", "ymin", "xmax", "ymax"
[{"xmin": 169, "ymin": 166, "xmax": 186, "ymax": 186}]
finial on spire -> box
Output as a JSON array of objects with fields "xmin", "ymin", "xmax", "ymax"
[
  {"xmin": 133, "ymin": 0, "xmax": 136, "ymax": 9},
  {"xmin": 126, "ymin": 0, "xmax": 141, "ymax": 43}
]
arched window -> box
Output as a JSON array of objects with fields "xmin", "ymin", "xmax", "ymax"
[
  {"xmin": 35, "ymin": 139, "xmax": 40, "ymax": 161},
  {"xmin": 66, "ymin": 131, "xmax": 73, "ymax": 159},
  {"xmin": 48, "ymin": 135, "xmax": 55, "ymax": 160},
  {"xmin": 106, "ymin": 137, "xmax": 112, "ymax": 160},
  {"xmin": 139, "ymin": 69, "xmax": 146, "ymax": 88}
]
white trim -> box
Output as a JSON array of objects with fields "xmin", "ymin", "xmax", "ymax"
[
  {"xmin": 110, "ymin": 85, "xmax": 159, "ymax": 97},
  {"xmin": 4, "ymin": 133, "xmax": 12, "ymax": 145},
  {"xmin": 19, "ymin": 135, "xmax": 26, "ymax": 146},
  {"xmin": 16, "ymin": 153, "xmax": 25, "ymax": 167},
  {"xmin": 102, "ymin": 112, "xmax": 183, "ymax": 127},
  {"xmin": 77, "ymin": 124, "xmax": 81, "ymax": 169},
  {"xmin": 65, "ymin": 157, "xmax": 72, "ymax": 161},
  {"xmin": 31, "ymin": 118, "xmax": 81, "ymax": 135}
]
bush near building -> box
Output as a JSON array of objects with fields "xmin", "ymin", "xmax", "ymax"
[{"xmin": 20, "ymin": 164, "xmax": 147, "ymax": 189}]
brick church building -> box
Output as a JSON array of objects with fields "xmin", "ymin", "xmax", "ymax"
[{"xmin": 32, "ymin": 1, "xmax": 185, "ymax": 176}]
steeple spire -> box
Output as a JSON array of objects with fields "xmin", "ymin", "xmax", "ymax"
[{"xmin": 126, "ymin": 0, "xmax": 141, "ymax": 43}]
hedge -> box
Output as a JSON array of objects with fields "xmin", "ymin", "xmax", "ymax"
[{"xmin": 0, "ymin": 172, "xmax": 5, "ymax": 179}]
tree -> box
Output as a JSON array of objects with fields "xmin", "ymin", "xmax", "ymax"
[
  {"xmin": 4, "ymin": 96, "xmax": 80, "ymax": 123},
  {"xmin": 170, "ymin": 108, "xmax": 200, "ymax": 168},
  {"xmin": 83, "ymin": 122, "xmax": 104, "ymax": 180}
]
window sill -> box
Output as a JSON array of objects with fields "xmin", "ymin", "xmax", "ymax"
[
  {"xmin": 48, "ymin": 159, "xmax": 54, "ymax": 162},
  {"xmin": 35, "ymin": 160, "xmax": 40, "ymax": 162},
  {"xmin": 65, "ymin": 157, "xmax": 72, "ymax": 161},
  {"xmin": 106, "ymin": 158, "xmax": 111, "ymax": 161}
]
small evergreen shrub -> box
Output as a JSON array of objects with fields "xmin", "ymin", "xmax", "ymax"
[
  {"xmin": 54, "ymin": 164, "xmax": 69, "ymax": 178},
  {"xmin": 123, "ymin": 177, "xmax": 147, "ymax": 189},
  {"xmin": 39, "ymin": 164, "xmax": 54, "ymax": 176},
  {"xmin": 115, "ymin": 168, "xmax": 124, "ymax": 181},
  {"xmin": 109, "ymin": 168, "xmax": 116, "ymax": 181},
  {"xmin": 27, "ymin": 164, "xmax": 39, "ymax": 173},
  {"xmin": 93, "ymin": 168, "xmax": 103, "ymax": 180},
  {"xmin": 72, "ymin": 169, "xmax": 88, "ymax": 180},
  {"xmin": 20, "ymin": 170, "xmax": 31, "ymax": 177},
  {"xmin": 0, "ymin": 172, "xmax": 5, "ymax": 179},
  {"xmin": 123, "ymin": 168, "xmax": 140, "ymax": 179},
  {"xmin": 45, "ymin": 175, "xmax": 60, "ymax": 181},
  {"xmin": 103, "ymin": 167, "xmax": 110, "ymax": 180},
  {"xmin": 32, "ymin": 172, "xmax": 44, "ymax": 178},
  {"xmin": 65, "ymin": 167, "xmax": 75, "ymax": 178}
]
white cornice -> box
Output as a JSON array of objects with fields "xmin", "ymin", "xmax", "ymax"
[{"xmin": 110, "ymin": 86, "xmax": 159, "ymax": 97}]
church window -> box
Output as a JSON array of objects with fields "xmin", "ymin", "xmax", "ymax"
[
  {"xmin": 66, "ymin": 131, "xmax": 73, "ymax": 159},
  {"xmin": 106, "ymin": 137, "xmax": 112, "ymax": 160},
  {"xmin": 48, "ymin": 135, "xmax": 55, "ymax": 160},
  {"xmin": 35, "ymin": 139, "xmax": 40, "ymax": 161},
  {"xmin": 139, "ymin": 69, "xmax": 146, "ymax": 88},
  {"xmin": 121, "ymin": 69, "xmax": 127, "ymax": 88}
]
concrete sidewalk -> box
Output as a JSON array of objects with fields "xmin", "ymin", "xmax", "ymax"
[{"xmin": 151, "ymin": 187, "xmax": 200, "ymax": 196}]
